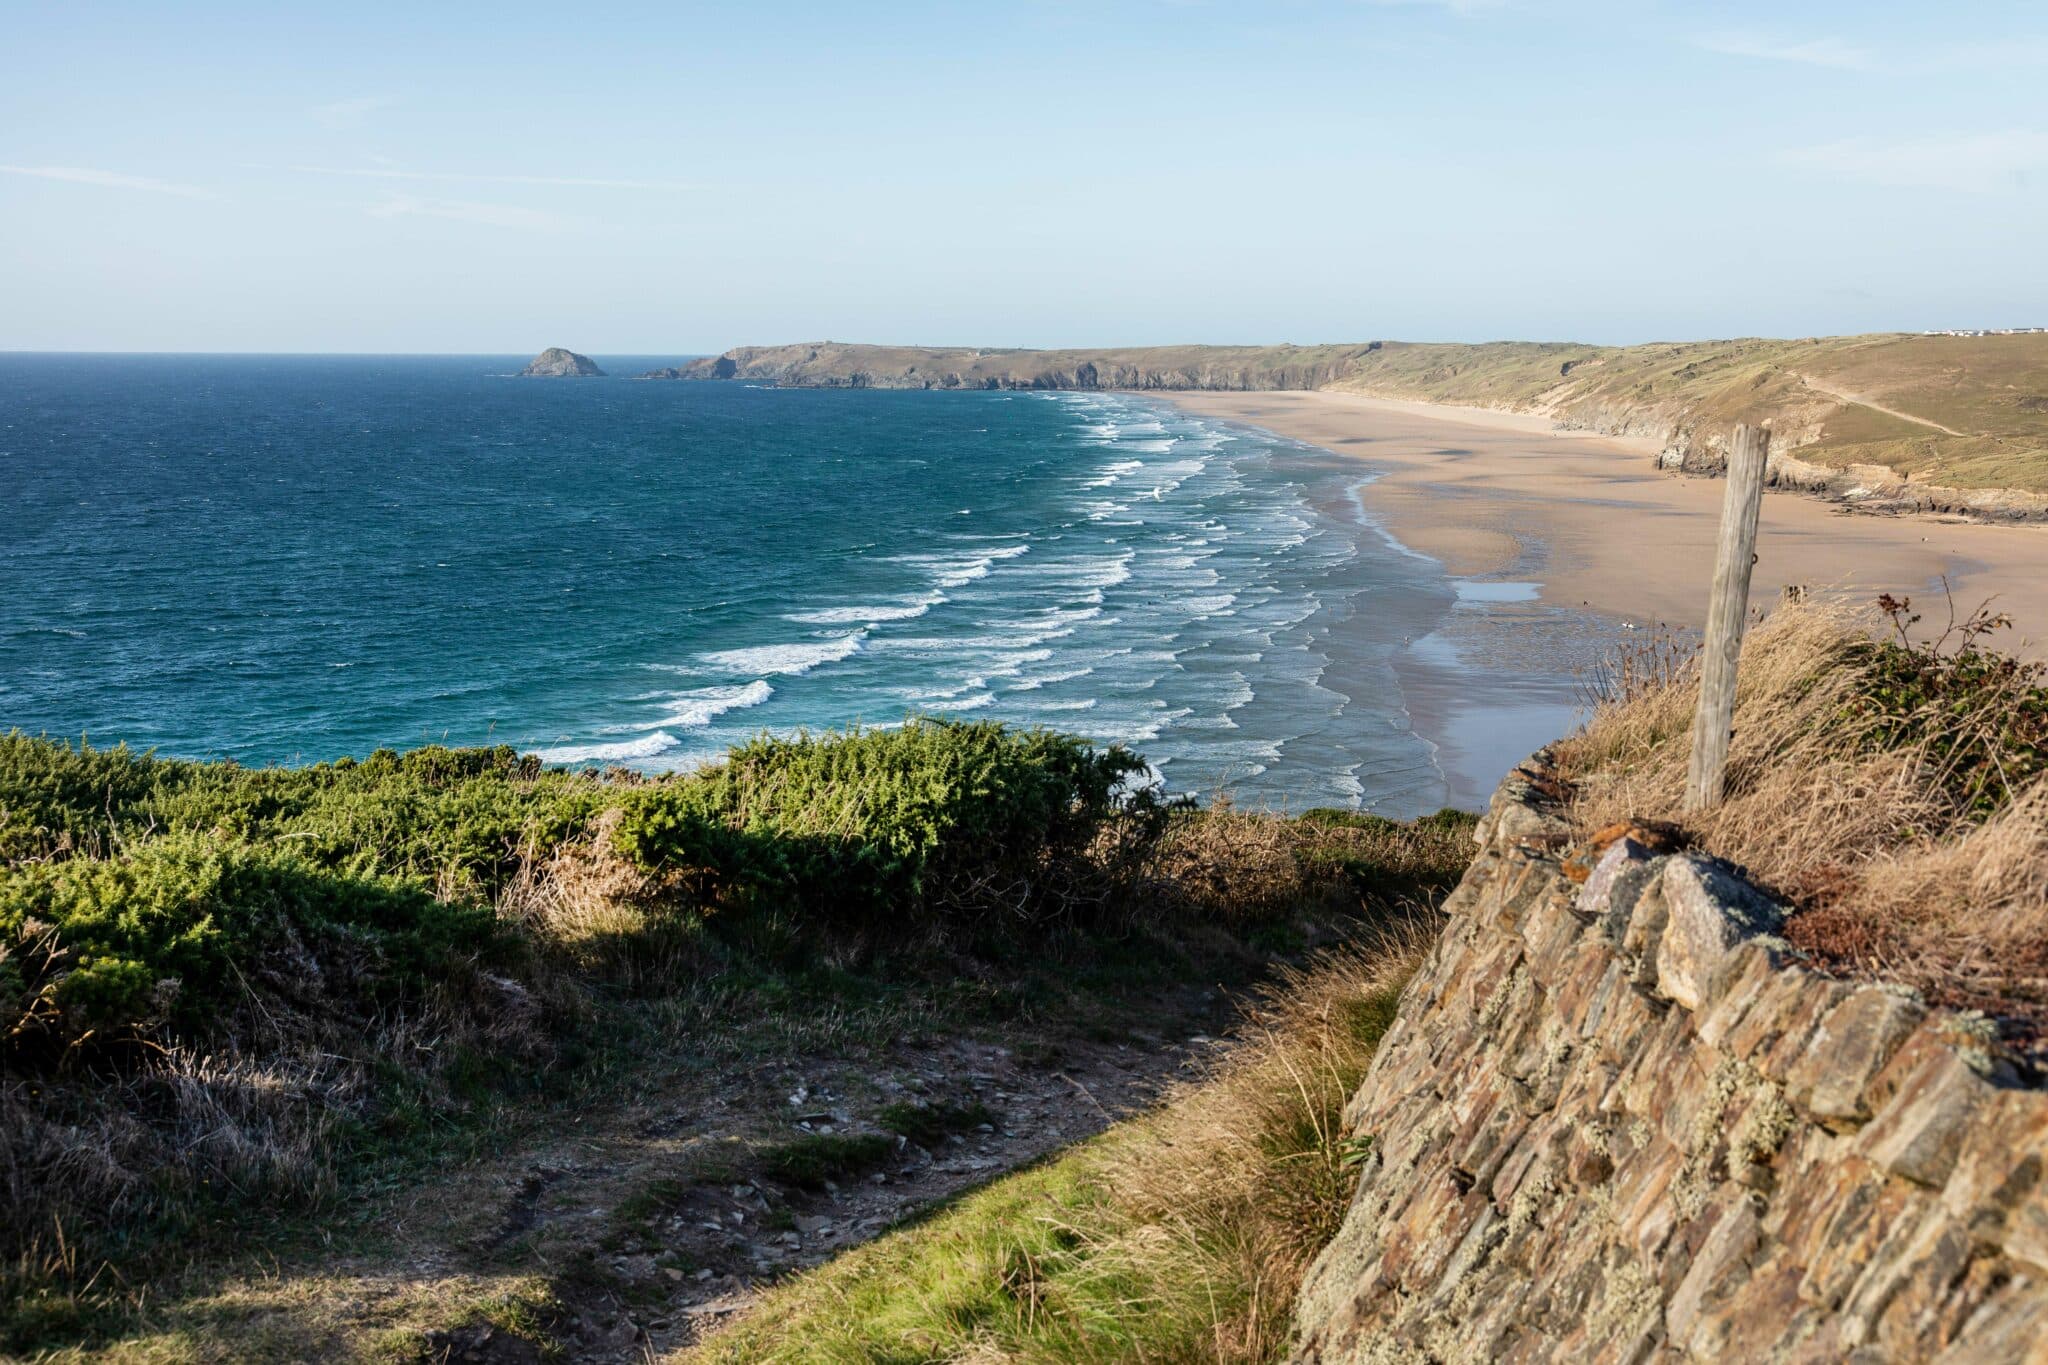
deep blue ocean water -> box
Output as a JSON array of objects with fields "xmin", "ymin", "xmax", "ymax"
[{"xmin": 0, "ymin": 355, "xmax": 1464, "ymax": 813}]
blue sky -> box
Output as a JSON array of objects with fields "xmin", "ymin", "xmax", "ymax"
[{"xmin": 4, "ymin": 1, "xmax": 2045, "ymax": 351}]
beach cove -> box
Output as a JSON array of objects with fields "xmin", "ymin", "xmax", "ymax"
[
  {"xmin": 1154, "ymin": 388, "xmax": 2048, "ymax": 798},
  {"xmin": 1161, "ymin": 389, "xmax": 2048, "ymax": 642}
]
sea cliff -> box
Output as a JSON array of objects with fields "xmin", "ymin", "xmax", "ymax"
[
  {"xmin": 652, "ymin": 333, "xmax": 2048, "ymax": 512},
  {"xmin": 640, "ymin": 340, "xmax": 1383, "ymax": 391}
]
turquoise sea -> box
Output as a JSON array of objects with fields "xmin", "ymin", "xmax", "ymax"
[{"xmin": 1, "ymin": 355, "xmax": 1498, "ymax": 815}]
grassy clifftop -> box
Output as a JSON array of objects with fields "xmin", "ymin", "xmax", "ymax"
[
  {"xmin": 644, "ymin": 340, "xmax": 1384, "ymax": 392},
  {"xmin": 657, "ymin": 333, "xmax": 2048, "ymax": 495},
  {"xmin": 1337, "ymin": 332, "xmax": 2048, "ymax": 494},
  {"xmin": 0, "ymin": 721, "xmax": 1473, "ymax": 1359}
]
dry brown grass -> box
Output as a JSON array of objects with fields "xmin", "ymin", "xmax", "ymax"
[
  {"xmin": 1557, "ymin": 596, "xmax": 2048, "ymax": 1031},
  {"xmin": 1098, "ymin": 931, "xmax": 1426, "ymax": 1299},
  {"xmin": 1148, "ymin": 801, "xmax": 1478, "ymax": 927},
  {"xmin": 494, "ymin": 806, "xmax": 701, "ymax": 991}
]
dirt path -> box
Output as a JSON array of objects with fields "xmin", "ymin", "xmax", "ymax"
[
  {"xmin": 1798, "ymin": 373, "xmax": 1969, "ymax": 436},
  {"xmin": 156, "ymin": 989, "xmax": 1232, "ymax": 1363}
]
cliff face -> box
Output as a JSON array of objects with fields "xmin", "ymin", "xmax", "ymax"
[
  {"xmin": 651, "ymin": 335, "xmax": 2048, "ymax": 510},
  {"xmin": 638, "ymin": 341, "xmax": 1385, "ymax": 392},
  {"xmin": 1294, "ymin": 756, "xmax": 2048, "ymax": 1362}
]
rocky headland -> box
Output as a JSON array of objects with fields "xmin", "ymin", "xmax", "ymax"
[
  {"xmin": 635, "ymin": 341, "xmax": 1382, "ymax": 392},
  {"xmin": 647, "ymin": 334, "xmax": 2048, "ymax": 518}
]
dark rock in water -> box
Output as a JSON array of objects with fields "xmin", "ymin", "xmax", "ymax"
[
  {"xmin": 637, "ymin": 356, "xmax": 734, "ymax": 380},
  {"xmin": 520, "ymin": 348, "xmax": 604, "ymax": 378}
]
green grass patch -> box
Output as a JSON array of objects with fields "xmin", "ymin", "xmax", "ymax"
[
  {"xmin": 876, "ymin": 1099, "xmax": 999, "ymax": 1148},
  {"xmin": 759, "ymin": 1133, "xmax": 901, "ymax": 1189}
]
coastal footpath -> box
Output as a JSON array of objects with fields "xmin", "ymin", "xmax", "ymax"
[
  {"xmin": 650, "ymin": 334, "xmax": 2048, "ymax": 520},
  {"xmin": 1293, "ymin": 754, "xmax": 2048, "ymax": 1361}
]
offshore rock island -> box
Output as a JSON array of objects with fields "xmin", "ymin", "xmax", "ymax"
[{"xmin": 521, "ymin": 346, "xmax": 605, "ymax": 377}]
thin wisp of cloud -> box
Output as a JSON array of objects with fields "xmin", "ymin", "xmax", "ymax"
[
  {"xmin": 364, "ymin": 194, "xmax": 581, "ymax": 231},
  {"xmin": 1782, "ymin": 130, "xmax": 2048, "ymax": 194},
  {"xmin": 291, "ymin": 165, "xmax": 691, "ymax": 191},
  {"xmin": 0, "ymin": 164, "xmax": 212, "ymax": 198},
  {"xmin": 1694, "ymin": 32, "xmax": 1874, "ymax": 70},
  {"xmin": 1364, "ymin": 0, "xmax": 1508, "ymax": 13},
  {"xmin": 313, "ymin": 95, "xmax": 398, "ymax": 130}
]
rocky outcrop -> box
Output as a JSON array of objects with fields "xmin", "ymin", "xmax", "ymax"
[
  {"xmin": 1640, "ymin": 443, "xmax": 2048, "ymax": 523},
  {"xmin": 521, "ymin": 348, "xmax": 604, "ymax": 378},
  {"xmin": 1294, "ymin": 755, "xmax": 2048, "ymax": 1363}
]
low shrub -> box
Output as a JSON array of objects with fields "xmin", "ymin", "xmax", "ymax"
[
  {"xmin": 1846, "ymin": 596, "xmax": 2048, "ymax": 818},
  {"xmin": 1, "ymin": 834, "xmax": 499, "ymax": 1053},
  {"xmin": 0, "ymin": 735, "xmax": 607, "ymax": 900},
  {"xmin": 611, "ymin": 718, "xmax": 1169, "ymax": 922},
  {"xmin": 1152, "ymin": 801, "xmax": 1476, "ymax": 925}
]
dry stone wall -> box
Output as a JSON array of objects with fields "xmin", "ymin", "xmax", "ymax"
[{"xmin": 1293, "ymin": 753, "xmax": 2048, "ymax": 1363}]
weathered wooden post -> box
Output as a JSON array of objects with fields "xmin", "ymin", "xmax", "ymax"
[{"xmin": 1685, "ymin": 423, "xmax": 1770, "ymax": 811}]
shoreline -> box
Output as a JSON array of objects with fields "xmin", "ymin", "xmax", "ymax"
[
  {"xmin": 1149, "ymin": 388, "xmax": 2048, "ymax": 809},
  {"xmin": 1159, "ymin": 390, "xmax": 2048, "ymax": 641}
]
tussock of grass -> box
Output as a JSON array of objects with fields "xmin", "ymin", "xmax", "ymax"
[
  {"xmin": 691, "ymin": 938, "xmax": 1422, "ymax": 1364},
  {"xmin": 1558, "ymin": 594, "xmax": 2048, "ymax": 1029},
  {"xmin": 760, "ymin": 1133, "xmax": 901, "ymax": 1190},
  {"xmin": 877, "ymin": 1100, "xmax": 999, "ymax": 1148}
]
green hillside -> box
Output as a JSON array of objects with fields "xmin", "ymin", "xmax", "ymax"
[{"xmin": 657, "ymin": 332, "xmax": 2048, "ymax": 494}]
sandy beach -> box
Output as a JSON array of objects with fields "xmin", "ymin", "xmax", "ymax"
[
  {"xmin": 1156, "ymin": 389, "xmax": 2048, "ymax": 809},
  {"xmin": 1163, "ymin": 390, "xmax": 2048, "ymax": 646}
]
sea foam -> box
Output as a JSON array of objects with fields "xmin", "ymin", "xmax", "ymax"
[
  {"xmin": 534, "ymin": 730, "xmax": 680, "ymax": 764},
  {"xmin": 785, "ymin": 591, "xmax": 944, "ymax": 625},
  {"xmin": 659, "ymin": 679, "xmax": 775, "ymax": 727},
  {"xmin": 701, "ymin": 633, "xmax": 864, "ymax": 675}
]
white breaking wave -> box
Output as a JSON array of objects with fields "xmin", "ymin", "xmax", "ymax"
[
  {"xmin": 868, "ymin": 629, "xmax": 1065, "ymax": 653},
  {"xmin": 1007, "ymin": 551, "xmax": 1134, "ymax": 590},
  {"xmin": 701, "ymin": 632, "xmax": 864, "ymax": 675},
  {"xmin": 1079, "ymin": 459, "xmax": 1144, "ymax": 489},
  {"xmin": 1011, "ymin": 665, "xmax": 1096, "ymax": 691},
  {"xmin": 659, "ymin": 679, "xmax": 774, "ymax": 727},
  {"xmin": 535, "ymin": 730, "xmax": 679, "ymax": 765},
  {"xmin": 785, "ymin": 591, "xmax": 944, "ymax": 625},
  {"xmin": 891, "ymin": 542, "xmax": 1031, "ymax": 589}
]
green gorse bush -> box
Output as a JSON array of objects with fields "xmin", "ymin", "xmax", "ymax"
[
  {"xmin": 612, "ymin": 718, "xmax": 1165, "ymax": 921},
  {"xmin": 1, "ymin": 721, "xmax": 1165, "ymax": 1053}
]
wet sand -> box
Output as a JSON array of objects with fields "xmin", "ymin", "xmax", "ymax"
[{"xmin": 1158, "ymin": 389, "xmax": 2048, "ymax": 808}]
